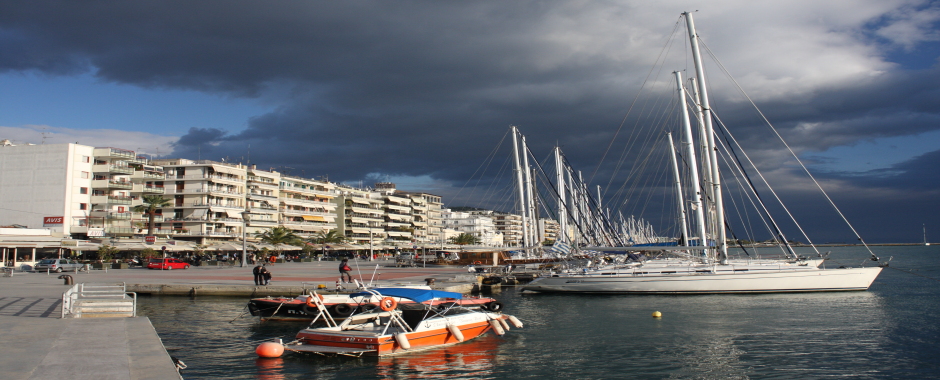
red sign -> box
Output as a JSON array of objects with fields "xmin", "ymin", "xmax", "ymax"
[
  {"xmin": 43, "ymin": 216, "xmax": 64, "ymax": 225},
  {"xmin": 145, "ymin": 235, "xmax": 156, "ymax": 243}
]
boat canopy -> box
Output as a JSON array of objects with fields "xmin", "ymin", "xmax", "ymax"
[{"xmin": 350, "ymin": 288, "xmax": 463, "ymax": 303}]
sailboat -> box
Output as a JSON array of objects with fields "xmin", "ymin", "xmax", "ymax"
[{"xmin": 523, "ymin": 12, "xmax": 883, "ymax": 294}]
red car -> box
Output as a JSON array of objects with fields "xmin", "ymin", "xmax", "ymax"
[{"xmin": 147, "ymin": 258, "xmax": 191, "ymax": 270}]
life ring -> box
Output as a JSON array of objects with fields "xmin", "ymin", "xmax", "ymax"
[
  {"xmin": 331, "ymin": 303, "xmax": 355, "ymax": 317},
  {"xmin": 473, "ymin": 261, "xmax": 482, "ymax": 265},
  {"xmin": 379, "ymin": 297, "xmax": 398, "ymax": 311},
  {"xmin": 304, "ymin": 294, "xmax": 324, "ymax": 308},
  {"xmin": 485, "ymin": 301, "xmax": 503, "ymax": 312}
]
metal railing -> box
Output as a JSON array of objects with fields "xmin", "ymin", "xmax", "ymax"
[{"xmin": 61, "ymin": 282, "xmax": 137, "ymax": 318}]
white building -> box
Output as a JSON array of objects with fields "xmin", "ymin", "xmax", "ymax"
[
  {"xmin": 0, "ymin": 142, "xmax": 95, "ymax": 238},
  {"xmin": 442, "ymin": 209, "xmax": 504, "ymax": 247},
  {"xmin": 278, "ymin": 176, "xmax": 338, "ymax": 239}
]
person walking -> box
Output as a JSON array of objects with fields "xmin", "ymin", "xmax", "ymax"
[
  {"xmin": 338, "ymin": 259, "xmax": 352, "ymax": 283},
  {"xmin": 252, "ymin": 264, "xmax": 264, "ymax": 286}
]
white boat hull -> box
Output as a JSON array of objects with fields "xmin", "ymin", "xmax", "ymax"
[{"xmin": 523, "ymin": 266, "xmax": 882, "ymax": 294}]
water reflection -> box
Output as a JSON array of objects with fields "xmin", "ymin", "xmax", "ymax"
[
  {"xmin": 255, "ymin": 358, "xmax": 285, "ymax": 380},
  {"xmin": 375, "ymin": 335, "xmax": 499, "ymax": 379}
]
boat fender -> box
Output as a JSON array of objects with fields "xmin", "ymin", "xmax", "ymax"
[
  {"xmin": 489, "ymin": 319, "xmax": 505, "ymax": 336},
  {"xmin": 485, "ymin": 301, "xmax": 503, "ymax": 312},
  {"xmin": 332, "ymin": 303, "xmax": 355, "ymax": 317},
  {"xmin": 395, "ymin": 333, "xmax": 411, "ymax": 349},
  {"xmin": 379, "ymin": 297, "xmax": 399, "ymax": 311},
  {"xmin": 447, "ymin": 324, "xmax": 465, "ymax": 342},
  {"xmin": 508, "ymin": 315, "xmax": 523, "ymax": 328},
  {"xmin": 499, "ymin": 318, "xmax": 511, "ymax": 331}
]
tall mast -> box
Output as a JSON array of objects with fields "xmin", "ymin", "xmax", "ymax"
[
  {"xmin": 521, "ymin": 135, "xmax": 537, "ymax": 249},
  {"xmin": 511, "ymin": 126, "xmax": 530, "ymax": 248},
  {"xmin": 684, "ymin": 11, "xmax": 727, "ymax": 263},
  {"xmin": 666, "ymin": 132, "xmax": 689, "ymax": 247},
  {"xmin": 675, "ymin": 71, "xmax": 708, "ymax": 257},
  {"xmin": 555, "ymin": 147, "xmax": 568, "ymax": 243}
]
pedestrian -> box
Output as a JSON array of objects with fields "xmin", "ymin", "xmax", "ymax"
[
  {"xmin": 262, "ymin": 266, "xmax": 272, "ymax": 285},
  {"xmin": 339, "ymin": 259, "xmax": 352, "ymax": 283},
  {"xmin": 253, "ymin": 264, "xmax": 264, "ymax": 286}
]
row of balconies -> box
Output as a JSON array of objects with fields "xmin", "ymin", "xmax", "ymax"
[
  {"xmin": 164, "ymin": 188, "xmax": 243, "ymax": 196},
  {"xmin": 92, "ymin": 163, "xmax": 134, "ymax": 175}
]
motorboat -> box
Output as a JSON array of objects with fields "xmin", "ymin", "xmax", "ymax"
[
  {"xmin": 247, "ymin": 286, "xmax": 503, "ymax": 321},
  {"xmin": 281, "ymin": 288, "xmax": 522, "ymax": 357}
]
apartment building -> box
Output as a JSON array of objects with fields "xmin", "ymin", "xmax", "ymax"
[
  {"xmin": 150, "ymin": 158, "xmax": 247, "ymax": 243},
  {"xmin": 278, "ymin": 176, "xmax": 337, "ymax": 239},
  {"xmin": 538, "ymin": 218, "xmax": 560, "ymax": 244},
  {"xmin": 0, "ymin": 142, "xmax": 95, "ymax": 237},
  {"xmin": 492, "ymin": 212, "xmax": 523, "ymax": 247},
  {"xmin": 443, "ymin": 209, "xmax": 504, "ymax": 246},
  {"xmin": 334, "ymin": 185, "xmax": 386, "ymax": 246},
  {"xmin": 245, "ymin": 166, "xmax": 280, "ymax": 235}
]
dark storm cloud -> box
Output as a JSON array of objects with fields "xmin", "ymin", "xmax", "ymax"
[{"xmin": 2, "ymin": 1, "xmax": 939, "ymax": 242}]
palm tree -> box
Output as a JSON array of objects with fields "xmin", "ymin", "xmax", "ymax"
[
  {"xmin": 133, "ymin": 195, "xmax": 172, "ymax": 236},
  {"xmin": 449, "ymin": 233, "xmax": 481, "ymax": 245},
  {"xmin": 310, "ymin": 229, "xmax": 347, "ymax": 244},
  {"xmin": 256, "ymin": 226, "xmax": 302, "ymax": 259}
]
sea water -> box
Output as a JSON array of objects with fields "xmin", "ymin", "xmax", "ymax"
[{"xmin": 138, "ymin": 246, "xmax": 940, "ymax": 379}]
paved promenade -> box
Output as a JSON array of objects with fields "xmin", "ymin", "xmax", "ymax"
[{"xmin": 0, "ymin": 259, "xmax": 472, "ymax": 379}]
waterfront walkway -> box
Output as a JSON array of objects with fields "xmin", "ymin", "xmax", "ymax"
[{"xmin": 0, "ymin": 259, "xmax": 471, "ymax": 379}]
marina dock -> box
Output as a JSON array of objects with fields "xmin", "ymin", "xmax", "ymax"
[{"xmin": 0, "ymin": 260, "xmax": 488, "ymax": 379}]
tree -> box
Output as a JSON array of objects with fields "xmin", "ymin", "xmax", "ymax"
[
  {"xmin": 256, "ymin": 226, "xmax": 302, "ymax": 258},
  {"xmin": 97, "ymin": 244, "xmax": 120, "ymax": 263},
  {"xmin": 133, "ymin": 195, "xmax": 172, "ymax": 236},
  {"xmin": 449, "ymin": 233, "xmax": 481, "ymax": 245},
  {"xmin": 309, "ymin": 230, "xmax": 347, "ymax": 244}
]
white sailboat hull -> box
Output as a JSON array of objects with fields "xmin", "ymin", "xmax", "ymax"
[{"xmin": 522, "ymin": 266, "xmax": 882, "ymax": 294}]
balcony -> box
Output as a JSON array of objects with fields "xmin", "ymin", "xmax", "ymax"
[
  {"xmin": 93, "ymin": 163, "xmax": 135, "ymax": 175},
  {"xmin": 91, "ymin": 195, "xmax": 133, "ymax": 205},
  {"xmin": 92, "ymin": 179, "xmax": 133, "ymax": 190},
  {"xmin": 94, "ymin": 147, "xmax": 135, "ymax": 159},
  {"xmin": 133, "ymin": 184, "xmax": 166, "ymax": 194},
  {"xmin": 104, "ymin": 227, "xmax": 135, "ymax": 235},
  {"xmin": 132, "ymin": 171, "xmax": 166, "ymax": 180}
]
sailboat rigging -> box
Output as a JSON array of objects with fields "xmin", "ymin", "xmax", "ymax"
[{"xmin": 522, "ymin": 11, "xmax": 884, "ymax": 294}]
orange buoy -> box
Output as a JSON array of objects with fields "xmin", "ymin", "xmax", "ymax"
[
  {"xmin": 304, "ymin": 293, "xmax": 324, "ymax": 307},
  {"xmin": 255, "ymin": 342, "xmax": 285, "ymax": 358},
  {"xmin": 379, "ymin": 296, "xmax": 398, "ymax": 311}
]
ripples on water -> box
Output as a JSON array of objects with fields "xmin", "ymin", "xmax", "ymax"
[{"xmin": 138, "ymin": 246, "xmax": 940, "ymax": 379}]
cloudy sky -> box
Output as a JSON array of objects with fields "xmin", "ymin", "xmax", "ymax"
[{"xmin": 2, "ymin": 1, "xmax": 938, "ymax": 243}]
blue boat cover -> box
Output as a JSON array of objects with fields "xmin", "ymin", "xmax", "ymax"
[{"xmin": 349, "ymin": 288, "xmax": 463, "ymax": 303}]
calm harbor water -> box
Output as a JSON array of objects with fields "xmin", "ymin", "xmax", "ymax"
[{"xmin": 138, "ymin": 246, "xmax": 940, "ymax": 379}]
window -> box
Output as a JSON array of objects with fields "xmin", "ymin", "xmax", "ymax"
[
  {"xmin": 82, "ymin": 156, "xmax": 91, "ymax": 163},
  {"xmin": 80, "ymin": 171, "xmax": 90, "ymax": 179},
  {"xmin": 79, "ymin": 187, "xmax": 88, "ymax": 194},
  {"xmin": 79, "ymin": 203, "xmax": 87, "ymax": 210}
]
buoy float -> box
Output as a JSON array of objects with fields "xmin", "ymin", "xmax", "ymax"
[
  {"xmin": 447, "ymin": 324, "xmax": 465, "ymax": 342},
  {"xmin": 395, "ymin": 333, "xmax": 411, "ymax": 349},
  {"xmin": 499, "ymin": 318, "xmax": 511, "ymax": 331},
  {"xmin": 507, "ymin": 315, "xmax": 524, "ymax": 328},
  {"xmin": 255, "ymin": 342, "xmax": 284, "ymax": 358},
  {"xmin": 489, "ymin": 319, "xmax": 505, "ymax": 335},
  {"xmin": 652, "ymin": 311, "xmax": 662, "ymax": 318}
]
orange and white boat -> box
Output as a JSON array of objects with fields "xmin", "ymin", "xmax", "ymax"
[{"xmin": 282, "ymin": 288, "xmax": 522, "ymax": 357}]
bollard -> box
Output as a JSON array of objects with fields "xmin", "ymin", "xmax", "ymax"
[
  {"xmin": 58, "ymin": 275, "xmax": 73, "ymax": 285},
  {"xmin": 425, "ymin": 278, "xmax": 436, "ymax": 286}
]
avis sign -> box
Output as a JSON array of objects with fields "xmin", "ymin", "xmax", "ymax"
[{"xmin": 43, "ymin": 216, "xmax": 64, "ymax": 227}]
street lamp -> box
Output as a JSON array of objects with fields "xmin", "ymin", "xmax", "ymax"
[{"xmin": 241, "ymin": 211, "xmax": 250, "ymax": 267}]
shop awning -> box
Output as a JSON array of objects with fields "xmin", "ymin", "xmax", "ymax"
[
  {"xmin": 225, "ymin": 209, "xmax": 244, "ymax": 218},
  {"xmin": 301, "ymin": 215, "xmax": 325, "ymax": 221}
]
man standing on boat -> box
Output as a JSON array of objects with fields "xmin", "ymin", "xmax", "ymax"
[{"xmin": 339, "ymin": 258, "xmax": 352, "ymax": 283}]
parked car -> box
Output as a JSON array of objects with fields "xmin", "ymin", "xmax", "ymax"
[
  {"xmin": 147, "ymin": 258, "xmax": 190, "ymax": 270},
  {"xmin": 34, "ymin": 259, "xmax": 85, "ymax": 273}
]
